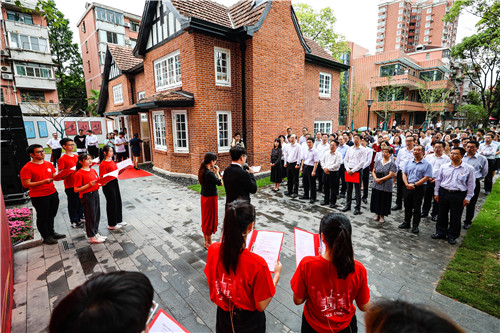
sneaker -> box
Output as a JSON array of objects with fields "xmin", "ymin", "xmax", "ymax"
[
  {"xmin": 117, "ymin": 222, "xmax": 128, "ymax": 227},
  {"xmin": 90, "ymin": 236, "xmax": 105, "ymax": 244},
  {"xmin": 95, "ymin": 233, "xmax": 108, "ymax": 240},
  {"xmin": 108, "ymin": 224, "xmax": 122, "ymax": 230}
]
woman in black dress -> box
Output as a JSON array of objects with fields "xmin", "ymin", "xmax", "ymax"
[
  {"xmin": 370, "ymin": 146, "xmax": 397, "ymax": 223},
  {"xmin": 270, "ymin": 138, "xmax": 282, "ymax": 191}
]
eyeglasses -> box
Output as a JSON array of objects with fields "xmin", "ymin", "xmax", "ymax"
[
  {"xmin": 145, "ymin": 300, "xmax": 159, "ymax": 327},
  {"xmin": 34, "ymin": 150, "xmax": 45, "ymax": 154}
]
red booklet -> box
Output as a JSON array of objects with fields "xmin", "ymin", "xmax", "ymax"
[
  {"xmin": 53, "ymin": 166, "xmax": 76, "ymax": 181},
  {"xmin": 245, "ymin": 229, "xmax": 284, "ymax": 273},
  {"xmin": 148, "ymin": 308, "xmax": 189, "ymax": 332},
  {"xmin": 294, "ymin": 228, "xmax": 325, "ymax": 268},
  {"xmin": 344, "ymin": 171, "xmax": 360, "ymax": 183}
]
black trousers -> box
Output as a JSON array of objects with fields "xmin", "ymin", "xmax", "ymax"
[
  {"xmin": 31, "ymin": 191, "xmax": 59, "ymax": 239},
  {"xmin": 116, "ymin": 152, "xmax": 127, "ymax": 162},
  {"xmin": 287, "ymin": 162, "xmax": 300, "ymax": 194},
  {"xmin": 339, "ymin": 164, "xmax": 347, "ymax": 195},
  {"xmin": 422, "ymin": 182, "xmax": 439, "ymax": 216},
  {"xmin": 346, "ymin": 169, "xmax": 362, "ymax": 210},
  {"xmin": 323, "ymin": 170, "xmax": 339, "ymax": 205},
  {"xmin": 395, "ymin": 170, "xmax": 404, "ymax": 206},
  {"xmin": 436, "ymin": 188, "xmax": 467, "ymax": 239},
  {"xmin": 362, "ymin": 166, "xmax": 370, "ymax": 199},
  {"xmin": 301, "ymin": 312, "xmax": 357, "ymax": 333},
  {"xmin": 51, "ymin": 148, "xmax": 62, "ymax": 168},
  {"xmin": 464, "ymin": 179, "xmax": 481, "ymax": 225},
  {"xmin": 484, "ymin": 159, "xmax": 495, "ymax": 192},
  {"xmin": 302, "ymin": 165, "xmax": 316, "ymax": 200},
  {"xmin": 87, "ymin": 145, "xmax": 99, "ymax": 159},
  {"xmin": 403, "ymin": 185, "xmax": 425, "ymax": 226},
  {"xmin": 216, "ymin": 306, "xmax": 265, "ymax": 333},
  {"xmin": 316, "ymin": 162, "xmax": 324, "ymax": 191},
  {"xmin": 124, "ymin": 144, "xmax": 130, "ymax": 158},
  {"xmin": 81, "ymin": 191, "xmax": 100, "ymax": 238},
  {"xmin": 64, "ymin": 187, "xmax": 84, "ymax": 223},
  {"xmin": 102, "ymin": 179, "xmax": 123, "ymax": 226}
]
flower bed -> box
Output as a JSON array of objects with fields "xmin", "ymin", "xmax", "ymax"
[{"xmin": 6, "ymin": 207, "xmax": 33, "ymax": 245}]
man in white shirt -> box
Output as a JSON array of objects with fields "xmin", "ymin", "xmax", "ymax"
[
  {"xmin": 314, "ymin": 131, "xmax": 322, "ymax": 148},
  {"xmin": 46, "ymin": 133, "xmax": 62, "ymax": 168},
  {"xmin": 393, "ymin": 135, "xmax": 415, "ymax": 210},
  {"xmin": 463, "ymin": 140, "xmax": 488, "ymax": 229},
  {"xmin": 360, "ymin": 137, "xmax": 372, "ymax": 203},
  {"xmin": 337, "ymin": 137, "xmax": 349, "ymax": 198},
  {"xmin": 85, "ymin": 130, "xmax": 99, "ymax": 159},
  {"xmin": 341, "ymin": 134, "xmax": 366, "ymax": 215},
  {"xmin": 284, "ymin": 134, "xmax": 302, "ymax": 198},
  {"xmin": 479, "ymin": 133, "xmax": 496, "ymax": 193},
  {"xmin": 299, "ymin": 127, "xmax": 308, "ymax": 145},
  {"xmin": 422, "ymin": 141, "xmax": 450, "ymax": 220},
  {"xmin": 123, "ymin": 128, "xmax": 130, "ymax": 159},
  {"xmin": 320, "ymin": 140, "xmax": 342, "ymax": 208},
  {"xmin": 114, "ymin": 131, "xmax": 127, "ymax": 162},
  {"xmin": 315, "ymin": 133, "xmax": 330, "ymax": 192},
  {"xmin": 300, "ymin": 138, "xmax": 320, "ymax": 203}
]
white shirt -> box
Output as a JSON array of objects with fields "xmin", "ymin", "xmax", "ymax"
[
  {"xmin": 321, "ymin": 150, "xmax": 342, "ymax": 172},
  {"xmin": 344, "ymin": 145, "xmax": 366, "ymax": 172},
  {"xmin": 85, "ymin": 135, "xmax": 98, "ymax": 148},
  {"xmin": 316, "ymin": 142, "xmax": 330, "ymax": 162},
  {"xmin": 115, "ymin": 137, "xmax": 126, "ymax": 153},
  {"xmin": 281, "ymin": 142, "xmax": 289, "ymax": 160},
  {"xmin": 395, "ymin": 147, "xmax": 414, "ymax": 170},
  {"xmin": 362, "ymin": 146, "xmax": 373, "ymax": 169},
  {"xmin": 479, "ymin": 143, "xmax": 496, "ymax": 159},
  {"xmin": 284, "ymin": 143, "xmax": 302, "ymax": 164},
  {"xmin": 46, "ymin": 138, "xmax": 61, "ymax": 149},
  {"xmin": 425, "ymin": 153, "xmax": 451, "ymax": 178},
  {"xmin": 302, "ymin": 147, "xmax": 320, "ymax": 166}
]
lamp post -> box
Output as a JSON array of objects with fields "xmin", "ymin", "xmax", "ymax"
[{"xmin": 366, "ymin": 99, "xmax": 374, "ymax": 130}]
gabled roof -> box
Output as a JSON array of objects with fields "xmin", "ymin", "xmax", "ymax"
[
  {"xmin": 229, "ymin": 0, "xmax": 268, "ymax": 28},
  {"xmin": 136, "ymin": 90, "xmax": 195, "ymax": 108},
  {"xmin": 304, "ymin": 38, "xmax": 350, "ymax": 71},
  {"xmin": 108, "ymin": 44, "xmax": 143, "ymax": 72},
  {"xmin": 171, "ymin": 0, "xmax": 232, "ymax": 28}
]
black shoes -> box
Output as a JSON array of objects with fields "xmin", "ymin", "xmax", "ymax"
[
  {"xmin": 299, "ymin": 195, "xmax": 310, "ymax": 200},
  {"xmin": 392, "ymin": 204, "xmax": 402, "ymax": 210},
  {"xmin": 463, "ymin": 223, "xmax": 471, "ymax": 230},
  {"xmin": 431, "ymin": 215, "xmax": 438, "ymax": 222},
  {"xmin": 398, "ymin": 222, "xmax": 410, "ymax": 229},
  {"xmin": 320, "ymin": 200, "xmax": 329, "ymax": 206},
  {"xmin": 431, "ymin": 233, "xmax": 447, "ymax": 240},
  {"xmin": 421, "ymin": 212, "xmax": 429, "ymax": 218},
  {"xmin": 362, "ymin": 198, "xmax": 368, "ymax": 204},
  {"xmin": 284, "ymin": 191, "xmax": 291, "ymax": 196},
  {"xmin": 353, "ymin": 209, "xmax": 361, "ymax": 215},
  {"xmin": 43, "ymin": 236, "xmax": 58, "ymax": 245},
  {"xmin": 339, "ymin": 193, "xmax": 346, "ymax": 199},
  {"xmin": 52, "ymin": 233, "xmax": 66, "ymax": 239},
  {"xmin": 448, "ymin": 238, "xmax": 457, "ymax": 245},
  {"xmin": 291, "ymin": 193, "xmax": 298, "ymax": 198},
  {"xmin": 329, "ymin": 203, "xmax": 336, "ymax": 209},
  {"xmin": 309, "ymin": 199, "xmax": 316, "ymax": 204},
  {"xmin": 411, "ymin": 226, "xmax": 419, "ymax": 234},
  {"xmin": 341, "ymin": 206, "xmax": 351, "ymax": 212}
]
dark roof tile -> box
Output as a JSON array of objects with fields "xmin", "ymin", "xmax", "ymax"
[
  {"xmin": 108, "ymin": 44, "xmax": 143, "ymax": 72},
  {"xmin": 138, "ymin": 90, "xmax": 194, "ymax": 104},
  {"xmin": 304, "ymin": 37, "xmax": 337, "ymax": 62}
]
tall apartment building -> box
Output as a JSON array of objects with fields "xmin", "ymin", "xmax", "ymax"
[
  {"xmin": 77, "ymin": 2, "xmax": 141, "ymax": 99},
  {"xmin": 0, "ymin": 0, "xmax": 59, "ymax": 113},
  {"xmin": 376, "ymin": 0, "xmax": 458, "ymax": 54}
]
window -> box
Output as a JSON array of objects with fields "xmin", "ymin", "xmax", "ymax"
[
  {"xmin": 85, "ymin": 41, "xmax": 88, "ymax": 53},
  {"xmin": 378, "ymin": 89, "xmax": 405, "ymax": 102},
  {"xmin": 380, "ymin": 63, "xmax": 407, "ymax": 77},
  {"xmin": 314, "ymin": 121, "xmax": 332, "ymax": 135},
  {"xmin": 87, "ymin": 60, "xmax": 91, "ymax": 73},
  {"xmin": 130, "ymin": 21, "xmax": 140, "ymax": 32},
  {"xmin": 7, "ymin": 11, "xmax": 33, "ymax": 25},
  {"xmin": 9, "ymin": 33, "xmax": 48, "ymax": 52},
  {"xmin": 427, "ymin": 8, "xmax": 432, "ymax": 13},
  {"xmin": 399, "ymin": 2, "xmax": 404, "ymax": 7},
  {"xmin": 138, "ymin": 91, "xmax": 145, "ymax": 100},
  {"xmin": 112, "ymin": 84, "xmax": 123, "ymax": 104},
  {"xmin": 396, "ymin": 38, "xmax": 401, "ymax": 42},
  {"xmin": 399, "ymin": 9, "xmax": 403, "ymax": 14},
  {"xmin": 99, "ymin": 51, "xmax": 106, "ymax": 65},
  {"xmin": 396, "ymin": 44, "xmax": 400, "ymax": 49},
  {"xmin": 426, "ymin": 53, "xmax": 430, "ymax": 60},
  {"xmin": 154, "ymin": 50, "xmax": 181, "ymax": 91},
  {"xmin": 214, "ymin": 47, "xmax": 231, "ymax": 86},
  {"xmin": 397, "ymin": 30, "xmax": 401, "ymax": 35},
  {"xmin": 425, "ymin": 30, "xmax": 430, "ymax": 34},
  {"xmin": 426, "ymin": 15, "xmax": 432, "ymax": 20},
  {"xmin": 319, "ymin": 73, "xmax": 331, "ymax": 97},
  {"xmin": 81, "ymin": 21, "xmax": 86, "ymax": 33},
  {"xmin": 15, "ymin": 63, "xmax": 53, "ymax": 78},
  {"xmin": 172, "ymin": 111, "xmax": 188, "ymax": 153},
  {"xmin": 420, "ymin": 70, "xmax": 443, "ymax": 81},
  {"xmin": 95, "ymin": 7, "xmax": 124, "ymax": 25},
  {"xmin": 130, "ymin": 39, "xmax": 137, "ymax": 48},
  {"xmin": 21, "ymin": 90, "xmax": 45, "ymax": 102},
  {"xmin": 152, "ymin": 111, "xmax": 167, "ymax": 151},
  {"xmin": 424, "ymin": 36, "xmax": 429, "ymax": 42},
  {"xmin": 425, "ymin": 22, "xmax": 431, "ymax": 28},
  {"xmin": 397, "ymin": 24, "xmax": 402, "ymax": 28},
  {"xmin": 398, "ymin": 16, "xmax": 403, "ymax": 21},
  {"xmin": 217, "ymin": 111, "xmax": 232, "ymax": 152},
  {"xmin": 106, "ymin": 31, "xmax": 118, "ymax": 44}
]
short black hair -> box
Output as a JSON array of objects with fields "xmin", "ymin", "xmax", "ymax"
[
  {"xmin": 452, "ymin": 147, "xmax": 466, "ymax": 156},
  {"xmin": 467, "ymin": 140, "xmax": 479, "ymax": 148},
  {"xmin": 353, "ymin": 133, "xmax": 362, "ymax": 139},
  {"xmin": 434, "ymin": 141, "xmax": 445, "ymax": 148},
  {"xmin": 234, "ymin": 132, "xmax": 241, "ymax": 137},
  {"xmin": 229, "ymin": 145, "xmax": 246, "ymax": 161},
  {"xmin": 331, "ymin": 139, "xmax": 339, "ymax": 146},
  {"xmin": 87, "ymin": 130, "xmax": 92, "ymax": 133},
  {"xmin": 60, "ymin": 138, "xmax": 73, "ymax": 147},
  {"xmin": 452, "ymin": 138, "xmax": 461, "ymax": 144},
  {"xmin": 27, "ymin": 144, "xmax": 43, "ymax": 155},
  {"xmin": 119, "ymin": 131, "xmax": 125, "ymax": 136},
  {"xmin": 307, "ymin": 137, "xmax": 315, "ymax": 143}
]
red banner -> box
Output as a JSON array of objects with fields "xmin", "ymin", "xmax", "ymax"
[
  {"xmin": 65, "ymin": 121, "xmax": 77, "ymax": 136},
  {"xmin": 90, "ymin": 121, "xmax": 102, "ymax": 135},
  {"xmin": 0, "ymin": 189, "xmax": 13, "ymax": 333},
  {"xmin": 78, "ymin": 121, "xmax": 89, "ymax": 132}
]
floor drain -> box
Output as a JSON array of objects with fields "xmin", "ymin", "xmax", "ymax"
[{"xmin": 62, "ymin": 240, "xmax": 75, "ymax": 251}]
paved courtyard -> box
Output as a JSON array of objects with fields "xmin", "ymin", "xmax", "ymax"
[{"xmin": 10, "ymin": 169, "xmax": 500, "ymax": 333}]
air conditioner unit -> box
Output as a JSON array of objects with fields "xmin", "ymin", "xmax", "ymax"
[
  {"xmin": 124, "ymin": 22, "xmax": 130, "ymax": 28},
  {"xmin": 1, "ymin": 65, "xmax": 12, "ymax": 73},
  {"xmin": 0, "ymin": 50, "xmax": 10, "ymax": 57},
  {"xmin": 2, "ymin": 73, "xmax": 13, "ymax": 80}
]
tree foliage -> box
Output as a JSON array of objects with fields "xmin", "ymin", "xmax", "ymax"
[
  {"xmin": 417, "ymin": 80, "xmax": 452, "ymax": 130},
  {"xmin": 341, "ymin": 76, "xmax": 365, "ymax": 130},
  {"xmin": 23, "ymin": 100, "xmax": 82, "ymax": 137},
  {"xmin": 374, "ymin": 76, "xmax": 406, "ymax": 130},
  {"xmin": 459, "ymin": 104, "xmax": 488, "ymax": 127},
  {"xmin": 294, "ymin": 3, "xmax": 348, "ymax": 60},
  {"xmin": 86, "ymin": 89, "xmax": 100, "ymax": 117}
]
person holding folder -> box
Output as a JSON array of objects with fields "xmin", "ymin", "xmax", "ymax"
[
  {"xmin": 341, "ymin": 134, "xmax": 367, "ymax": 215},
  {"xmin": 370, "ymin": 146, "xmax": 397, "ymax": 223},
  {"xmin": 205, "ymin": 200, "xmax": 282, "ymax": 332},
  {"xmin": 291, "ymin": 213, "xmax": 370, "ymax": 333},
  {"xmin": 99, "ymin": 145, "xmax": 126, "ymax": 231},
  {"xmin": 74, "ymin": 154, "xmax": 106, "ymax": 244}
]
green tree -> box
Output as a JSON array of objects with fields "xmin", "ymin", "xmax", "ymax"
[
  {"xmin": 294, "ymin": 3, "xmax": 348, "ymax": 60},
  {"xmin": 374, "ymin": 76, "xmax": 406, "ymax": 130},
  {"xmin": 459, "ymin": 104, "xmax": 488, "ymax": 127},
  {"xmin": 86, "ymin": 89, "xmax": 100, "ymax": 116},
  {"xmin": 341, "ymin": 77, "xmax": 365, "ymax": 130},
  {"xmin": 417, "ymin": 80, "xmax": 452, "ymax": 131}
]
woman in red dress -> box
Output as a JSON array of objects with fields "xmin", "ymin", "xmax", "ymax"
[{"xmin": 198, "ymin": 152, "xmax": 223, "ymax": 249}]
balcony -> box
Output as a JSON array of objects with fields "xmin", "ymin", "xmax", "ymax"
[
  {"xmin": 19, "ymin": 102, "xmax": 60, "ymax": 115},
  {"xmin": 371, "ymin": 74, "xmax": 423, "ymax": 89},
  {"xmin": 14, "ymin": 76, "xmax": 57, "ymax": 90},
  {"xmin": 371, "ymin": 100, "xmax": 425, "ymax": 112}
]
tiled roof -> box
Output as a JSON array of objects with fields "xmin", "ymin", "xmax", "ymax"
[
  {"xmin": 304, "ymin": 37, "xmax": 337, "ymax": 62},
  {"xmin": 170, "ymin": 0, "xmax": 267, "ymax": 29},
  {"xmin": 108, "ymin": 44, "xmax": 143, "ymax": 72},
  {"xmin": 138, "ymin": 90, "xmax": 194, "ymax": 104}
]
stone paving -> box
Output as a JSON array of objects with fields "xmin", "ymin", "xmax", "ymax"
[{"xmin": 10, "ymin": 170, "xmax": 500, "ymax": 333}]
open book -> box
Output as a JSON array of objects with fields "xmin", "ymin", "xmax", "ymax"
[
  {"xmin": 54, "ymin": 166, "xmax": 76, "ymax": 181},
  {"xmin": 116, "ymin": 158, "xmax": 134, "ymax": 173},
  {"xmin": 250, "ymin": 166, "xmax": 261, "ymax": 173},
  {"xmin": 91, "ymin": 157, "xmax": 99, "ymax": 166},
  {"xmin": 245, "ymin": 229, "xmax": 284, "ymax": 273},
  {"xmin": 294, "ymin": 228, "xmax": 325, "ymax": 268},
  {"xmin": 148, "ymin": 308, "xmax": 189, "ymax": 333},
  {"xmin": 96, "ymin": 170, "xmax": 119, "ymax": 185}
]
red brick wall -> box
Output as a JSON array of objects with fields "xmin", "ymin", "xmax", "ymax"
[{"xmin": 106, "ymin": 75, "xmax": 130, "ymax": 111}]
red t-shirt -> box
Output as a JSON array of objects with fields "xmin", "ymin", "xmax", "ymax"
[
  {"xmin": 20, "ymin": 161, "xmax": 57, "ymax": 198},
  {"xmin": 99, "ymin": 160, "xmax": 118, "ymax": 177},
  {"xmin": 57, "ymin": 154, "xmax": 78, "ymax": 188},
  {"xmin": 291, "ymin": 256, "xmax": 370, "ymax": 333},
  {"xmin": 204, "ymin": 242, "xmax": 276, "ymax": 312},
  {"xmin": 73, "ymin": 168, "xmax": 100, "ymax": 198}
]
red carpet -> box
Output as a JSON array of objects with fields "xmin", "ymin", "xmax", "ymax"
[{"xmin": 118, "ymin": 168, "xmax": 153, "ymax": 180}]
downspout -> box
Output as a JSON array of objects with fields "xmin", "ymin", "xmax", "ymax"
[
  {"xmin": 240, "ymin": 41, "xmax": 247, "ymax": 151},
  {"xmin": 128, "ymin": 75, "xmax": 135, "ymax": 104}
]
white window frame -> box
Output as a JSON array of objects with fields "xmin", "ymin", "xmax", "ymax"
[
  {"xmin": 112, "ymin": 84, "xmax": 123, "ymax": 104},
  {"xmin": 398, "ymin": 9, "xmax": 403, "ymax": 14},
  {"xmin": 216, "ymin": 111, "xmax": 232, "ymax": 153},
  {"xmin": 152, "ymin": 111, "xmax": 167, "ymax": 151},
  {"xmin": 314, "ymin": 121, "xmax": 332, "ymax": 135},
  {"xmin": 396, "ymin": 37, "xmax": 401, "ymax": 42},
  {"xmin": 171, "ymin": 110, "xmax": 189, "ymax": 153},
  {"xmin": 396, "ymin": 44, "xmax": 400, "ymax": 49},
  {"xmin": 399, "ymin": 2, "xmax": 404, "ymax": 7},
  {"xmin": 398, "ymin": 16, "xmax": 403, "ymax": 21},
  {"xmin": 424, "ymin": 36, "xmax": 429, "ymax": 42},
  {"xmin": 397, "ymin": 30, "xmax": 401, "ymax": 35},
  {"xmin": 9, "ymin": 32, "xmax": 48, "ymax": 53},
  {"xmin": 154, "ymin": 50, "xmax": 182, "ymax": 92},
  {"xmin": 214, "ymin": 46, "xmax": 231, "ymax": 87},
  {"xmin": 426, "ymin": 15, "xmax": 432, "ymax": 20},
  {"xmin": 319, "ymin": 72, "xmax": 332, "ymax": 98},
  {"xmin": 425, "ymin": 30, "xmax": 430, "ymax": 35},
  {"xmin": 138, "ymin": 91, "xmax": 145, "ymax": 100},
  {"xmin": 427, "ymin": 8, "xmax": 432, "ymax": 13},
  {"xmin": 425, "ymin": 22, "xmax": 431, "ymax": 28}
]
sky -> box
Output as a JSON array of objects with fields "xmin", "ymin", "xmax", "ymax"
[{"xmin": 55, "ymin": 0, "xmax": 479, "ymax": 55}]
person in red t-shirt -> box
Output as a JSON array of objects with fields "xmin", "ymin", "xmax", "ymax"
[
  {"xmin": 204, "ymin": 200, "xmax": 282, "ymax": 333},
  {"xmin": 291, "ymin": 213, "xmax": 370, "ymax": 333},
  {"xmin": 74, "ymin": 154, "xmax": 105, "ymax": 244},
  {"xmin": 58, "ymin": 138, "xmax": 84, "ymax": 229},
  {"xmin": 99, "ymin": 145, "xmax": 126, "ymax": 230},
  {"xmin": 20, "ymin": 144, "xmax": 66, "ymax": 245}
]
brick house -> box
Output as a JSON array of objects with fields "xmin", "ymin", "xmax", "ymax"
[{"xmin": 97, "ymin": 0, "xmax": 349, "ymax": 178}]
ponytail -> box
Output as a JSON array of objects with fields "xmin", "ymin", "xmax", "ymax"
[
  {"xmin": 319, "ymin": 213, "xmax": 354, "ymax": 279},
  {"xmin": 220, "ymin": 200, "xmax": 255, "ymax": 273},
  {"xmin": 76, "ymin": 153, "xmax": 90, "ymax": 171},
  {"xmin": 198, "ymin": 152, "xmax": 217, "ymax": 186}
]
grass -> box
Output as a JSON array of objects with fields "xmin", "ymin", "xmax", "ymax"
[
  {"xmin": 43, "ymin": 143, "xmax": 106, "ymax": 154},
  {"xmin": 188, "ymin": 176, "xmax": 275, "ymax": 197},
  {"xmin": 436, "ymin": 178, "xmax": 500, "ymax": 318}
]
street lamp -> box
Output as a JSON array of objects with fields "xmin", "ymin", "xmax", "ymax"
[{"xmin": 366, "ymin": 99, "xmax": 374, "ymax": 130}]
